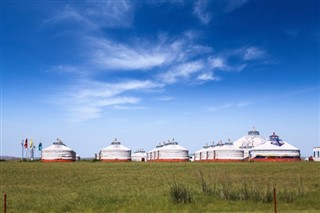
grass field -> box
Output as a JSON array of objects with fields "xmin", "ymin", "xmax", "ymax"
[{"xmin": 1, "ymin": 161, "xmax": 320, "ymax": 212}]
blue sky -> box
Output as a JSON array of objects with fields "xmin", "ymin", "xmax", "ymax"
[{"xmin": 1, "ymin": 0, "xmax": 319, "ymax": 158}]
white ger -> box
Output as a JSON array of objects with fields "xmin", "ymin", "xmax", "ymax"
[
  {"xmin": 131, "ymin": 149, "xmax": 147, "ymax": 162},
  {"xmin": 147, "ymin": 139, "xmax": 189, "ymax": 162},
  {"xmin": 100, "ymin": 138, "xmax": 131, "ymax": 162},
  {"xmin": 249, "ymin": 132, "xmax": 300, "ymax": 162},
  {"xmin": 41, "ymin": 139, "xmax": 76, "ymax": 162},
  {"xmin": 233, "ymin": 127, "xmax": 266, "ymax": 159},
  {"xmin": 313, "ymin": 147, "xmax": 320, "ymax": 162}
]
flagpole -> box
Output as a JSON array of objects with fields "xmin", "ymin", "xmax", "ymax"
[
  {"xmin": 38, "ymin": 142, "xmax": 42, "ymax": 160},
  {"xmin": 30, "ymin": 146, "xmax": 33, "ymax": 161},
  {"xmin": 21, "ymin": 140, "xmax": 24, "ymax": 161},
  {"xmin": 29, "ymin": 139, "xmax": 33, "ymax": 160},
  {"xmin": 24, "ymin": 138, "xmax": 28, "ymax": 159}
]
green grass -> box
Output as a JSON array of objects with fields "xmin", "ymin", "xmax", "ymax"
[{"xmin": 1, "ymin": 161, "xmax": 320, "ymax": 212}]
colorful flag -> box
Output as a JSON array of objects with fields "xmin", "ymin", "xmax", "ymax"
[
  {"xmin": 24, "ymin": 138, "xmax": 28, "ymax": 148},
  {"xmin": 30, "ymin": 139, "xmax": 33, "ymax": 148},
  {"xmin": 38, "ymin": 142, "xmax": 42, "ymax": 151}
]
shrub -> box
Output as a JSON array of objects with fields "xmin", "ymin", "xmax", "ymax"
[
  {"xmin": 239, "ymin": 181, "xmax": 250, "ymax": 201},
  {"xmin": 198, "ymin": 170, "xmax": 211, "ymax": 194},
  {"xmin": 259, "ymin": 184, "xmax": 273, "ymax": 203},
  {"xmin": 169, "ymin": 182, "xmax": 192, "ymax": 204}
]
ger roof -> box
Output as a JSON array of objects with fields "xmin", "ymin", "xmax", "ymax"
[
  {"xmin": 251, "ymin": 140, "xmax": 299, "ymax": 151},
  {"xmin": 233, "ymin": 128, "xmax": 266, "ymax": 148},
  {"xmin": 42, "ymin": 139, "xmax": 74, "ymax": 151},
  {"xmin": 195, "ymin": 143, "xmax": 210, "ymax": 153},
  {"xmin": 214, "ymin": 140, "xmax": 242, "ymax": 151},
  {"xmin": 101, "ymin": 138, "xmax": 130, "ymax": 151},
  {"xmin": 152, "ymin": 139, "xmax": 188, "ymax": 151}
]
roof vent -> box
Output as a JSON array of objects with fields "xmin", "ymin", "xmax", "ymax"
[
  {"xmin": 248, "ymin": 127, "xmax": 260, "ymax": 136},
  {"xmin": 111, "ymin": 138, "xmax": 121, "ymax": 145}
]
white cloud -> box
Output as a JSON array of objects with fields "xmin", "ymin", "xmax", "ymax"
[
  {"xmin": 74, "ymin": 79, "xmax": 162, "ymax": 99},
  {"xmin": 208, "ymin": 56, "xmax": 247, "ymax": 72},
  {"xmin": 87, "ymin": 33, "xmax": 212, "ymax": 72},
  {"xmin": 244, "ymin": 47, "xmax": 266, "ymax": 60},
  {"xmin": 208, "ymin": 103, "xmax": 234, "ymax": 112},
  {"xmin": 67, "ymin": 96, "xmax": 140, "ymax": 122},
  {"xmin": 88, "ymin": 38, "xmax": 168, "ymax": 70},
  {"xmin": 208, "ymin": 102, "xmax": 251, "ymax": 112},
  {"xmin": 198, "ymin": 72, "xmax": 218, "ymax": 81},
  {"xmin": 209, "ymin": 57, "xmax": 226, "ymax": 69},
  {"xmin": 68, "ymin": 106, "xmax": 102, "ymax": 122},
  {"xmin": 157, "ymin": 96, "xmax": 175, "ymax": 101},
  {"xmin": 193, "ymin": 0, "xmax": 212, "ymax": 25},
  {"xmin": 225, "ymin": 0, "xmax": 248, "ymax": 12},
  {"xmin": 58, "ymin": 79, "xmax": 162, "ymax": 122},
  {"xmin": 44, "ymin": 1, "xmax": 134, "ymax": 29},
  {"xmin": 159, "ymin": 61, "xmax": 204, "ymax": 84},
  {"xmin": 46, "ymin": 65, "xmax": 89, "ymax": 76},
  {"xmin": 221, "ymin": 46, "xmax": 266, "ymax": 62},
  {"xmin": 43, "ymin": 3, "xmax": 270, "ymax": 122},
  {"xmin": 236, "ymin": 102, "xmax": 252, "ymax": 107},
  {"xmin": 44, "ymin": 5, "xmax": 92, "ymax": 26},
  {"xmin": 231, "ymin": 64, "xmax": 247, "ymax": 72},
  {"xmin": 112, "ymin": 105, "xmax": 148, "ymax": 110},
  {"xmin": 96, "ymin": 96, "xmax": 140, "ymax": 107}
]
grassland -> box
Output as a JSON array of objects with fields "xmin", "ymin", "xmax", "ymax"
[{"xmin": 1, "ymin": 161, "xmax": 319, "ymax": 212}]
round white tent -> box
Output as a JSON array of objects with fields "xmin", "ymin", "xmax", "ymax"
[
  {"xmin": 313, "ymin": 147, "xmax": 320, "ymax": 162},
  {"xmin": 194, "ymin": 144, "xmax": 210, "ymax": 161},
  {"xmin": 249, "ymin": 133, "xmax": 300, "ymax": 162},
  {"xmin": 100, "ymin": 138, "xmax": 131, "ymax": 162},
  {"xmin": 132, "ymin": 149, "xmax": 147, "ymax": 162},
  {"xmin": 147, "ymin": 143, "xmax": 163, "ymax": 161},
  {"xmin": 233, "ymin": 128, "xmax": 266, "ymax": 159},
  {"xmin": 194, "ymin": 140, "xmax": 244, "ymax": 162},
  {"xmin": 148, "ymin": 139, "xmax": 189, "ymax": 162},
  {"xmin": 212, "ymin": 140, "xmax": 244, "ymax": 162},
  {"xmin": 41, "ymin": 139, "xmax": 76, "ymax": 162},
  {"xmin": 206, "ymin": 142, "xmax": 216, "ymax": 161}
]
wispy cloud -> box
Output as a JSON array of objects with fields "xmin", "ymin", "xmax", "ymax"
[
  {"xmin": 56, "ymin": 79, "xmax": 162, "ymax": 122},
  {"xmin": 157, "ymin": 96, "xmax": 175, "ymax": 101},
  {"xmin": 44, "ymin": 1, "xmax": 134, "ymax": 29},
  {"xmin": 159, "ymin": 61, "xmax": 204, "ymax": 84},
  {"xmin": 225, "ymin": 0, "xmax": 248, "ymax": 12},
  {"xmin": 68, "ymin": 106, "xmax": 102, "ymax": 122},
  {"xmin": 66, "ymin": 96, "xmax": 141, "ymax": 122},
  {"xmin": 209, "ymin": 46, "xmax": 266, "ymax": 70},
  {"xmin": 83, "ymin": 32, "xmax": 213, "ymax": 73},
  {"xmin": 47, "ymin": 65, "xmax": 85, "ymax": 75},
  {"xmin": 235, "ymin": 102, "xmax": 251, "ymax": 107},
  {"xmin": 68, "ymin": 96, "xmax": 140, "ymax": 121},
  {"xmin": 243, "ymin": 47, "xmax": 266, "ymax": 60},
  {"xmin": 193, "ymin": 0, "xmax": 248, "ymax": 24},
  {"xmin": 44, "ymin": 5, "xmax": 92, "ymax": 26},
  {"xmin": 209, "ymin": 57, "xmax": 226, "ymax": 70},
  {"xmin": 73, "ymin": 79, "xmax": 163, "ymax": 99},
  {"xmin": 209, "ymin": 56, "xmax": 247, "ymax": 72},
  {"xmin": 112, "ymin": 105, "xmax": 148, "ymax": 110},
  {"xmin": 208, "ymin": 103, "xmax": 234, "ymax": 112},
  {"xmin": 193, "ymin": 0, "xmax": 212, "ymax": 25},
  {"xmin": 43, "ymin": 2, "xmax": 270, "ymax": 122},
  {"xmin": 87, "ymin": 37, "xmax": 168, "ymax": 71},
  {"xmin": 197, "ymin": 72, "xmax": 219, "ymax": 81},
  {"xmin": 208, "ymin": 102, "xmax": 251, "ymax": 112},
  {"xmin": 221, "ymin": 46, "xmax": 266, "ymax": 61}
]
